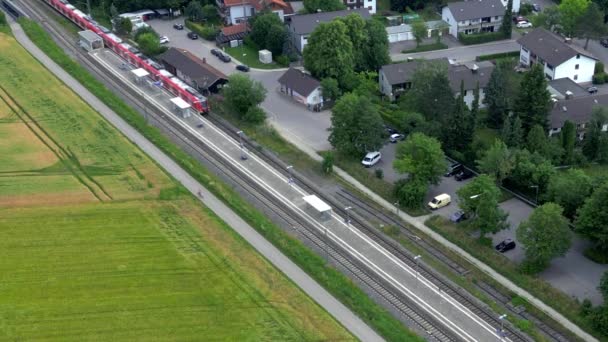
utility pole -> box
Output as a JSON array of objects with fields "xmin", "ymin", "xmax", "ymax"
[
  {"xmin": 414, "ymin": 255, "xmax": 422, "ymax": 279},
  {"xmin": 344, "ymin": 206, "xmax": 352, "ymax": 225}
]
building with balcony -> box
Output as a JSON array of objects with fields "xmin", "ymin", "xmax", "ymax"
[
  {"xmin": 517, "ymin": 28, "xmax": 598, "ymax": 84},
  {"xmin": 217, "ymin": 0, "xmax": 293, "ymax": 25},
  {"xmin": 441, "ymin": 0, "xmax": 505, "ymax": 38},
  {"xmin": 342, "ymin": 0, "xmax": 376, "ymax": 14},
  {"xmin": 549, "ymin": 94, "xmax": 608, "ymax": 138}
]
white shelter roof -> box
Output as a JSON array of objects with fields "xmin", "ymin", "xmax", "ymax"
[
  {"xmin": 170, "ymin": 97, "xmax": 191, "ymax": 110},
  {"xmin": 131, "ymin": 68, "xmax": 149, "ymax": 78},
  {"xmin": 303, "ymin": 195, "xmax": 332, "ymax": 213}
]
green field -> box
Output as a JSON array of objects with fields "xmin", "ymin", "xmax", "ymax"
[{"xmin": 0, "ymin": 31, "xmax": 353, "ymax": 341}]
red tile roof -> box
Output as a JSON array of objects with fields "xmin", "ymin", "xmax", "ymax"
[
  {"xmin": 224, "ymin": 0, "xmax": 289, "ymax": 10},
  {"xmin": 221, "ymin": 23, "xmax": 248, "ymax": 36}
]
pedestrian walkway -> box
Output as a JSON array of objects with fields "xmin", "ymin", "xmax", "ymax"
[{"xmin": 7, "ymin": 19, "xmax": 383, "ymax": 342}]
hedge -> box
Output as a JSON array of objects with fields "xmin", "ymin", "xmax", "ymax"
[
  {"xmin": 17, "ymin": 18, "xmax": 423, "ymax": 342},
  {"xmin": 476, "ymin": 51, "xmax": 520, "ymax": 61},
  {"xmin": 185, "ymin": 19, "xmax": 219, "ymax": 41},
  {"xmin": 458, "ymin": 31, "xmax": 508, "ymax": 45}
]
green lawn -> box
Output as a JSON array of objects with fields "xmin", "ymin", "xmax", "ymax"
[{"xmin": 224, "ymin": 44, "xmax": 284, "ymax": 70}]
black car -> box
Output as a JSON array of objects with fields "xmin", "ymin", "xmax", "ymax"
[
  {"xmin": 532, "ymin": 3, "xmax": 541, "ymax": 12},
  {"xmin": 211, "ymin": 48, "xmax": 221, "ymax": 56},
  {"xmin": 449, "ymin": 210, "xmax": 468, "ymax": 223},
  {"xmin": 173, "ymin": 23, "xmax": 184, "ymax": 30},
  {"xmin": 588, "ymin": 86, "xmax": 599, "ymax": 94},
  {"xmin": 444, "ymin": 163, "xmax": 463, "ymax": 177},
  {"xmin": 187, "ymin": 31, "xmax": 199, "ymax": 39},
  {"xmin": 601, "ymin": 38, "xmax": 608, "ymax": 48},
  {"xmin": 495, "ymin": 239, "xmax": 516, "ymax": 253},
  {"xmin": 218, "ymin": 53, "xmax": 231, "ymax": 63},
  {"xmin": 384, "ymin": 125, "xmax": 397, "ymax": 135},
  {"xmin": 236, "ymin": 64, "xmax": 250, "ymax": 72},
  {"xmin": 455, "ymin": 169, "xmax": 474, "ymax": 181}
]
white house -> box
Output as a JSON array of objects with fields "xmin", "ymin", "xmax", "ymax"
[
  {"xmin": 518, "ymin": 28, "xmax": 598, "ymax": 84},
  {"xmin": 278, "ymin": 68, "xmax": 323, "ymax": 110},
  {"xmin": 342, "ymin": 0, "xmax": 376, "ymax": 14},
  {"xmin": 500, "ymin": 0, "xmax": 520, "ymax": 13},
  {"xmin": 217, "ymin": 0, "xmax": 292, "ymax": 25},
  {"xmin": 386, "ymin": 20, "xmax": 449, "ymax": 43},
  {"xmin": 379, "ymin": 59, "xmax": 495, "ymax": 108},
  {"xmin": 442, "ymin": 0, "xmax": 505, "ymax": 38}
]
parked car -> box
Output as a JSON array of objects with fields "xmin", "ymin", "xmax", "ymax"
[
  {"xmin": 517, "ymin": 21, "xmax": 533, "ymax": 28},
  {"xmin": 361, "ymin": 151, "xmax": 381, "ymax": 167},
  {"xmin": 449, "ymin": 210, "xmax": 468, "ymax": 223},
  {"xmin": 218, "ymin": 52, "xmax": 231, "ymax": 63},
  {"xmin": 211, "ymin": 48, "xmax": 221, "ymax": 56},
  {"xmin": 173, "ymin": 23, "xmax": 184, "ymax": 30},
  {"xmin": 390, "ymin": 133, "xmax": 405, "ymax": 143},
  {"xmin": 187, "ymin": 31, "xmax": 199, "ymax": 39},
  {"xmin": 495, "ymin": 239, "xmax": 516, "ymax": 253},
  {"xmin": 513, "ymin": 16, "xmax": 527, "ymax": 23},
  {"xmin": 159, "ymin": 36, "xmax": 169, "ymax": 44},
  {"xmin": 384, "ymin": 125, "xmax": 397, "ymax": 135},
  {"xmin": 601, "ymin": 38, "xmax": 608, "ymax": 48},
  {"xmin": 428, "ymin": 194, "xmax": 451, "ymax": 210},
  {"xmin": 588, "ymin": 86, "xmax": 599, "ymax": 94},
  {"xmin": 532, "ymin": 3, "xmax": 541, "ymax": 12},
  {"xmin": 444, "ymin": 163, "xmax": 463, "ymax": 177},
  {"xmin": 236, "ymin": 64, "xmax": 250, "ymax": 72},
  {"xmin": 455, "ymin": 169, "xmax": 474, "ymax": 181}
]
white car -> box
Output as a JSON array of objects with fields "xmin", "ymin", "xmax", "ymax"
[
  {"xmin": 390, "ymin": 133, "xmax": 405, "ymax": 143},
  {"xmin": 361, "ymin": 151, "xmax": 381, "ymax": 167},
  {"xmin": 159, "ymin": 36, "xmax": 170, "ymax": 44},
  {"xmin": 517, "ymin": 21, "xmax": 533, "ymax": 28}
]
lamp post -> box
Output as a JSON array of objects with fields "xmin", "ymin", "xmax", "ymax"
[
  {"xmin": 324, "ymin": 228, "xmax": 329, "ymax": 260},
  {"xmin": 286, "ymin": 165, "xmax": 294, "ymax": 184},
  {"xmin": 414, "ymin": 255, "xmax": 422, "ymax": 279},
  {"xmin": 394, "ymin": 201, "xmax": 400, "ymax": 216},
  {"xmin": 498, "ymin": 314, "xmax": 507, "ymax": 339},
  {"xmin": 530, "ymin": 185, "xmax": 539, "ymax": 205},
  {"xmin": 344, "ymin": 206, "xmax": 353, "ymax": 225},
  {"xmin": 237, "ymin": 130, "xmax": 247, "ymax": 160}
]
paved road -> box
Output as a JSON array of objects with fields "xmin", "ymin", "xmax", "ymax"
[
  {"xmin": 392, "ymin": 39, "xmax": 520, "ymax": 63},
  {"xmin": 149, "ymin": 19, "xmax": 333, "ymax": 151},
  {"xmin": 7, "ymin": 19, "xmax": 384, "ymax": 342}
]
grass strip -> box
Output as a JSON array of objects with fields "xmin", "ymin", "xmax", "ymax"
[
  {"xmin": 425, "ymin": 215, "xmax": 603, "ymax": 340},
  {"xmin": 18, "ymin": 18, "xmax": 423, "ymax": 342},
  {"xmin": 402, "ymin": 42, "xmax": 448, "ymax": 54}
]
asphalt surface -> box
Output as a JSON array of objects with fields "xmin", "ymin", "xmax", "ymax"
[{"xmin": 7, "ymin": 19, "xmax": 384, "ymax": 342}]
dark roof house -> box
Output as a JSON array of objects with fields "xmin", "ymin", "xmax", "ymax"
[
  {"xmin": 550, "ymin": 94, "xmax": 608, "ymax": 130},
  {"xmin": 517, "ymin": 28, "xmax": 597, "ymax": 66},
  {"xmin": 445, "ymin": 0, "xmax": 505, "ymax": 21},
  {"xmin": 547, "ymin": 78, "xmax": 588, "ymax": 99},
  {"xmin": 216, "ymin": 23, "xmax": 249, "ymax": 45},
  {"xmin": 278, "ymin": 68, "xmax": 321, "ymax": 97},
  {"xmin": 159, "ymin": 48, "xmax": 228, "ymax": 93},
  {"xmin": 289, "ymin": 8, "xmax": 371, "ymax": 35}
]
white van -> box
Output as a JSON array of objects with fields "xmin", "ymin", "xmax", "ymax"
[
  {"xmin": 361, "ymin": 151, "xmax": 381, "ymax": 167},
  {"xmin": 428, "ymin": 193, "xmax": 451, "ymax": 210}
]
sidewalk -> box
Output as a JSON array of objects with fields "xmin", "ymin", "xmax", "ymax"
[{"xmin": 7, "ymin": 19, "xmax": 383, "ymax": 342}]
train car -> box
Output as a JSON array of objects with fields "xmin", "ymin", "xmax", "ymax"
[
  {"xmin": 2, "ymin": 0, "xmax": 29, "ymax": 18},
  {"xmin": 41, "ymin": 0, "xmax": 209, "ymax": 114}
]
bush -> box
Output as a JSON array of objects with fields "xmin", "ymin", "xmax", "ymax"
[
  {"xmin": 458, "ymin": 31, "xmax": 508, "ymax": 45},
  {"xmin": 133, "ymin": 26, "xmax": 159, "ymax": 40},
  {"xmin": 375, "ymin": 169, "xmax": 384, "ymax": 179},
  {"xmin": 595, "ymin": 62, "xmax": 605, "ymax": 75},
  {"xmin": 584, "ymin": 246, "xmax": 608, "ymax": 264},
  {"xmin": 593, "ymin": 73, "xmax": 608, "ymax": 85},
  {"xmin": 321, "ymin": 152, "xmax": 334, "ymax": 174},
  {"xmin": 200, "ymin": 25, "xmax": 219, "ymax": 41},
  {"xmin": 519, "ymin": 3, "xmax": 534, "ymax": 15},
  {"xmin": 244, "ymin": 106, "xmax": 266, "ymax": 124},
  {"xmin": 0, "ymin": 11, "xmax": 6, "ymax": 26},
  {"xmin": 394, "ymin": 177, "xmax": 428, "ymax": 209},
  {"xmin": 275, "ymin": 55, "xmax": 290, "ymax": 67},
  {"xmin": 476, "ymin": 51, "xmax": 520, "ymax": 61}
]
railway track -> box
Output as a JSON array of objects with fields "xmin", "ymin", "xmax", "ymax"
[{"xmin": 18, "ymin": 2, "xmax": 472, "ymax": 340}]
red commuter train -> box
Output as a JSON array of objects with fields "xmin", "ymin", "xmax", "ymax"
[{"xmin": 42, "ymin": 0, "xmax": 210, "ymax": 114}]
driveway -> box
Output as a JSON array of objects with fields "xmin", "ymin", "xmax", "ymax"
[{"xmin": 148, "ymin": 18, "xmax": 332, "ymax": 151}]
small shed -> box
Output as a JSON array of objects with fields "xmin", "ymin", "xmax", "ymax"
[
  {"xmin": 170, "ymin": 97, "xmax": 191, "ymax": 118},
  {"xmin": 131, "ymin": 68, "xmax": 149, "ymax": 85},
  {"xmin": 259, "ymin": 49, "xmax": 272, "ymax": 64},
  {"xmin": 303, "ymin": 195, "xmax": 332, "ymax": 219},
  {"xmin": 78, "ymin": 30, "xmax": 103, "ymax": 51},
  {"xmin": 278, "ymin": 68, "xmax": 323, "ymax": 110}
]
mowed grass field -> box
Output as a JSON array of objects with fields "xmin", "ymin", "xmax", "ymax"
[{"xmin": 0, "ymin": 31, "xmax": 354, "ymax": 341}]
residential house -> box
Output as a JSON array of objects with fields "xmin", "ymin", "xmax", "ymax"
[
  {"xmin": 342, "ymin": 0, "xmax": 376, "ymax": 14},
  {"xmin": 500, "ymin": 0, "xmax": 520, "ymax": 13},
  {"xmin": 379, "ymin": 59, "xmax": 494, "ymax": 108},
  {"xmin": 217, "ymin": 0, "xmax": 293, "ymax": 25},
  {"xmin": 288, "ymin": 8, "xmax": 371, "ymax": 53},
  {"xmin": 441, "ymin": 0, "xmax": 505, "ymax": 38},
  {"xmin": 216, "ymin": 23, "xmax": 249, "ymax": 46},
  {"xmin": 549, "ymin": 94, "xmax": 608, "ymax": 138},
  {"xmin": 517, "ymin": 28, "xmax": 598, "ymax": 84},
  {"xmin": 159, "ymin": 48, "xmax": 228, "ymax": 93},
  {"xmin": 386, "ymin": 20, "xmax": 449, "ymax": 43},
  {"xmin": 278, "ymin": 68, "xmax": 324, "ymax": 109},
  {"xmin": 547, "ymin": 78, "xmax": 588, "ymax": 100}
]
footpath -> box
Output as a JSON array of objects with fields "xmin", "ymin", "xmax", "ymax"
[{"xmin": 8, "ymin": 19, "xmax": 383, "ymax": 342}]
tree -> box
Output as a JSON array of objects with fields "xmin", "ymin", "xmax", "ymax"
[
  {"xmin": 411, "ymin": 19, "xmax": 428, "ymax": 47},
  {"xmin": 250, "ymin": 13, "xmax": 285, "ymax": 55},
  {"xmin": 185, "ymin": 0, "xmax": 204, "ymax": 22},
  {"xmin": 517, "ymin": 203, "xmax": 572, "ymax": 273},
  {"xmin": 303, "ymin": 21, "xmax": 354, "ymax": 87},
  {"xmin": 457, "ymin": 174, "xmax": 509, "ymax": 236},
  {"xmin": 265, "ymin": 24, "xmax": 287, "ymax": 56},
  {"xmin": 339, "ymin": 13, "xmax": 367, "ymax": 71},
  {"xmin": 509, "ymin": 149, "xmax": 555, "ymax": 192},
  {"xmin": 444, "ymin": 80, "xmax": 474, "ymax": 152},
  {"xmin": 484, "ymin": 63, "xmax": 509, "ymax": 129},
  {"xmin": 547, "ymin": 168, "xmax": 593, "ymax": 218},
  {"xmin": 110, "ymin": 2, "xmax": 119, "ymax": 19},
  {"xmin": 0, "ymin": 10, "xmax": 6, "ymax": 26},
  {"xmin": 222, "ymin": 74, "xmax": 267, "ymax": 122},
  {"xmin": 363, "ymin": 20, "xmax": 390, "ymax": 71},
  {"xmin": 514, "ymin": 64, "xmax": 551, "ymax": 132},
  {"xmin": 526, "ymin": 124, "xmax": 550, "ymax": 157},
  {"xmin": 477, "ymin": 139, "xmax": 514, "ymax": 184},
  {"xmin": 531, "ymin": 6, "xmax": 561, "ymax": 31},
  {"xmin": 583, "ymin": 107, "xmax": 608, "ymax": 161},
  {"xmin": 575, "ymin": 182, "xmax": 608, "ymax": 253},
  {"xmin": 136, "ymin": 32, "xmax": 166, "ymax": 56},
  {"xmin": 575, "ymin": 2, "xmax": 608, "ymax": 49},
  {"xmin": 471, "ymin": 82, "xmax": 480, "ymax": 120},
  {"xmin": 201, "ymin": 4, "xmax": 219, "ymax": 22},
  {"xmin": 303, "ymin": 0, "xmax": 345, "ymax": 13},
  {"xmin": 394, "ymin": 111, "xmax": 426, "ymax": 136},
  {"xmin": 501, "ymin": 0, "xmax": 513, "ymax": 38},
  {"xmin": 561, "ymin": 120, "xmax": 577, "ymax": 165},
  {"xmin": 502, "ymin": 115, "xmax": 524, "ymax": 148},
  {"xmin": 115, "ymin": 17, "xmax": 132, "ymax": 35},
  {"xmin": 598, "ymin": 134, "xmax": 608, "ymax": 164},
  {"xmin": 559, "ymin": 0, "xmax": 591, "ymax": 37},
  {"xmin": 320, "ymin": 78, "xmax": 341, "ymax": 101},
  {"xmin": 329, "ymin": 93, "xmax": 384, "ymax": 155},
  {"xmin": 600, "ymin": 271, "xmax": 608, "ymax": 301},
  {"xmin": 394, "ymin": 177, "xmax": 429, "ymax": 209},
  {"xmin": 390, "ymin": 0, "xmax": 429, "ymax": 12},
  {"xmin": 394, "ymin": 133, "xmax": 446, "ymax": 185},
  {"xmin": 244, "ymin": 106, "xmax": 266, "ymax": 124}
]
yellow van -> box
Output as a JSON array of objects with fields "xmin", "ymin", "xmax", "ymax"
[{"xmin": 428, "ymin": 193, "xmax": 451, "ymax": 210}]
